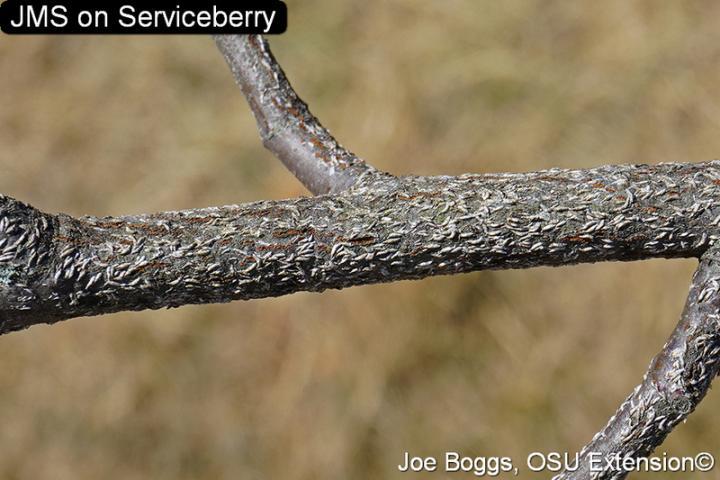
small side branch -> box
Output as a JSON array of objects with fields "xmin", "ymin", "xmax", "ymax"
[
  {"xmin": 558, "ymin": 247, "xmax": 720, "ymax": 480},
  {"xmin": 214, "ymin": 35, "xmax": 376, "ymax": 195}
]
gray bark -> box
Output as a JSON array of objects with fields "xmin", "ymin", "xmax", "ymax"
[
  {"xmin": 2, "ymin": 33, "xmax": 720, "ymax": 480},
  {"xmin": 2, "ymin": 161, "xmax": 719, "ymax": 333},
  {"xmin": 214, "ymin": 35, "xmax": 375, "ymax": 194},
  {"xmin": 557, "ymin": 246, "xmax": 720, "ymax": 479}
]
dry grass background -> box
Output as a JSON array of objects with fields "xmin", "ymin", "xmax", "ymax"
[{"xmin": 1, "ymin": 0, "xmax": 720, "ymax": 478}]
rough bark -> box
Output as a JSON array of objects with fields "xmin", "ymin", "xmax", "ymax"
[
  {"xmin": 3, "ymin": 33, "xmax": 720, "ymax": 480},
  {"xmin": 214, "ymin": 35, "xmax": 375, "ymax": 194},
  {"xmin": 557, "ymin": 246, "xmax": 720, "ymax": 479},
  {"xmin": 2, "ymin": 161, "xmax": 720, "ymax": 333}
]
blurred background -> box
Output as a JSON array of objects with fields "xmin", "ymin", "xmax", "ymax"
[{"xmin": 1, "ymin": 0, "xmax": 720, "ymax": 478}]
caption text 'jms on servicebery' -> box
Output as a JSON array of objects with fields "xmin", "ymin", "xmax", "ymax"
[{"xmin": 0, "ymin": 0, "xmax": 287, "ymax": 34}]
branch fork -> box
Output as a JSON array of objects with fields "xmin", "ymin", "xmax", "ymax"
[{"xmin": 1, "ymin": 34, "xmax": 719, "ymax": 479}]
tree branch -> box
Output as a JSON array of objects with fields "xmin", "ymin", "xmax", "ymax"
[
  {"xmin": 213, "ymin": 35, "xmax": 376, "ymax": 195},
  {"xmin": 557, "ymin": 245, "xmax": 720, "ymax": 480},
  {"xmin": 3, "ymin": 31, "xmax": 717, "ymax": 479},
  {"xmin": 2, "ymin": 27, "xmax": 717, "ymax": 480},
  {"xmin": 2, "ymin": 161, "xmax": 719, "ymax": 334}
]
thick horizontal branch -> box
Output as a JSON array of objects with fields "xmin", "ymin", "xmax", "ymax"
[
  {"xmin": 2, "ymin": 161, "xmax": 720, "ymax": 334},
  {"xmin": 558, "ymin": 246, "xmax": 720, "ymax": 479},
  {"xmin": 214, "ymin": 35, "xmax": 375, "ymax": 195}
]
